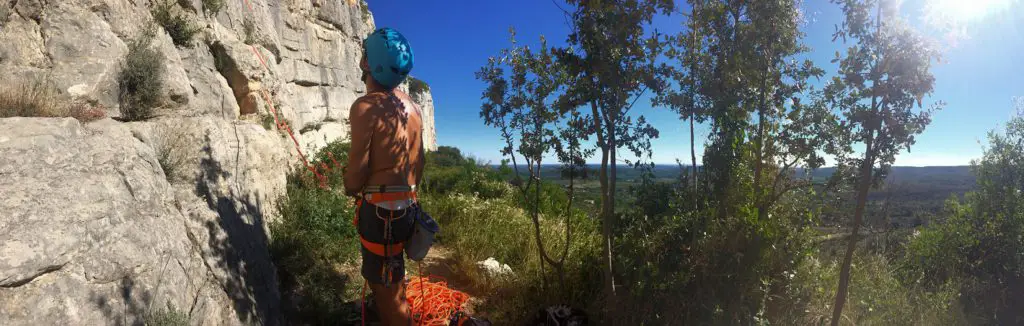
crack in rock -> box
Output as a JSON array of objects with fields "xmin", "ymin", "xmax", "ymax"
[{"xmin": 1, "ymin": 262, "xmax": 68, "ymax": 288}]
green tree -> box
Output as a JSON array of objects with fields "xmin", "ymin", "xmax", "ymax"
[
  {"xmin": 664, "ymin": 1, "xmax": 832, "ymax": 222},
  {"xmin": 904, "ymin": 115, "xmax": 1024, "ymax": 323},
  {"xmin": 477, "ymin": 29, "xmax": 583, "ymax": 296},
  {"xmin": 554, "ymin": 0, "xmax": 673, "ymax": 309},
  {"xmin": 824, "ymin": 1, "xmax": 943, "ymax": 324}
]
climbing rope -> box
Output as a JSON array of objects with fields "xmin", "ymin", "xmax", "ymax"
[{"xmin": 406, "ymin": 276, "xmax": 471, "ymax": 326}]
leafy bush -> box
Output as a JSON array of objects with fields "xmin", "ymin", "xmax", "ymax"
[
  {"xmin": 152, "ymin": 1, "xmax": 200, "ymax": 47},
  {"xmin": 408, "ymin": 77, "xmax": 430, "ymax": 99},
  {"xmin": 201, "ymin": 0, "xmax": 224, "ymax": 16},
  {"xmin": 119, "ymin": 27, "xmax": 165, "ymax": 121},
  {"xmin": 270, "ymin": 141, "xmax": 361, "ymax": 323},
  {"xmin": 421, "ymin": 146, "xmax": 511, "ymax": 199},
  {"xmin": 242, "ymin": 18, "xmax": 257, "ymax": 45},
  {"xmin": 903, "ymin": 116, "xmax": 1024, "ymax": 324}
]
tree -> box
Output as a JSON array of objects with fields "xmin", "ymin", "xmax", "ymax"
[
  {"xmin": 477, "ymin": 28, "xmax": 586, "ymax": 295},
  {"xmin": 553, "ymin": 0, "xmax": 674, "ymax": 310},
  {"xmin": 825, "ymin": 1, "xmax": 943, "ymax": 324},
  {"xmin": 670, "ymin": 0, "xmax": 833, "ymax": 227},
  {"xmin": 655, "ymin": 7, "xmax": 709, "ymax": 212}
]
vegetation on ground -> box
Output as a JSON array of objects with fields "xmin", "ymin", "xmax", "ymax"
[
  {"xmin": 119, "ymin": 26, "xmax": 165, "ymax": 121},
  {"xmin": 270, "ymin": 141, "xmax": 360, "ymax": 324},
  {"xmin": 267, "ymin": 0, "xmax": 1024, "ymax": 324}
]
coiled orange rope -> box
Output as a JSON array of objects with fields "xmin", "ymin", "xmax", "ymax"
[{"xmin": 406, "ymin": 276, "xmax": 471, "ymax": 325}]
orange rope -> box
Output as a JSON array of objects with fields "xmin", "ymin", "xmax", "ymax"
[{"xmin": 406, "ymin": 276, "xmax": 471, "ymax": 326}]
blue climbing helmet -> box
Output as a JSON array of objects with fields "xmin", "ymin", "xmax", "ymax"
[{"xmin": 362, "ymin": 27, "xmax": 414, "ymax": 89}]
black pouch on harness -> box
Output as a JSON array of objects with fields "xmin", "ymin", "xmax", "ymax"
[{"xmin": 405, "ymin": 205, "xmax": 439, "ymax": 261}]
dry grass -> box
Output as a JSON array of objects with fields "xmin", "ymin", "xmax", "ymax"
[
  {"xmin": 0, "ymin": 76, "xmax": 107, "ymax": 122},
  {"xmin": 152, "ymin": 121, "xmax": 195, "ymax": 183}
]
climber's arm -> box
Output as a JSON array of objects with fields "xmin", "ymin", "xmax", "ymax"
[{"xmin": 345, "ymin": 99, "xmax": 373, "ymax": 197}]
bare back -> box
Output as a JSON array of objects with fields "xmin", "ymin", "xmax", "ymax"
[{"xmin": 344, "ymin": 89, "xmax": 425, "ymax": 196}]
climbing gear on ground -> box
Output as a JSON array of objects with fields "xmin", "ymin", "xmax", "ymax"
[
  {"xmin": 406, "ymin": 276, "xmax": 472, "ymax": 326},
  {"xmin": 363, "ymin": 27, "xmax": 414, "ymax": 89}
]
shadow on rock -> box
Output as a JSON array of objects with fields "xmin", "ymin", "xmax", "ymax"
[{"xmin": 195, "ymin": 133, "xmax": 281, "ymax": 325}]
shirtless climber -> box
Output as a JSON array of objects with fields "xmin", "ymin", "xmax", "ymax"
[{"xmin": 344, "ymin": 27, "xmax": 423, "ymax": 326}]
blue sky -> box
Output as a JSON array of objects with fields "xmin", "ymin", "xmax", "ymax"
[{"xmin": 368, "ymin": 0, "xmax": 1024, "ymax": 166}]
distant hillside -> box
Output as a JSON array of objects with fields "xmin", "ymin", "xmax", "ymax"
[{"xmin": 495, "ymin": 164, "xmax": 975, "ymax": 227}]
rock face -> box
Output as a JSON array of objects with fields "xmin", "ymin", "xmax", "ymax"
[
  {"xmin": 0, "ymin": 0, "xmax": 435, "ymax": 324},
  {"xmin": 0, "ymin": 118, "xmax": 286, "ymax": 325},
  {"xmin": 0, "ymin": 0, "xmax": 437, "ymax": 152}
]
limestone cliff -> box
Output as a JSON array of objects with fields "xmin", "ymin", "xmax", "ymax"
[{"xmin": 0, "ymin": 0, "xmax": 435, "ymax": 324}]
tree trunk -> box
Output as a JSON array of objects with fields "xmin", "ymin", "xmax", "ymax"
[
  {"xmin": 834, "ymin": 4, "xmax": 885, "ymax": 323},
  {"xmin": 593, "ymin": 102, "xmax": 616, "ymax": 317},
  {"xmin": 690, "ymin": 113, "xmax": 698, "ymax": 210},
  {"xmin": 831, "ymin": 131, "xmax": 875, "ymax": 326},
  {"xmin": 532, "ymin": 161, "xmax": 549, "ymax": 292}
]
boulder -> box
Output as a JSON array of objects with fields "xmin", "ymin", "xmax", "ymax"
[{"xmin": 476, "ymin": 257, "xmax": 514, "ymax": 277}]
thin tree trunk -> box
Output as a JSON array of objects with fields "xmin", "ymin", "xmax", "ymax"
[
  {"xmin": 834, "ymin": 3, "xmax": 885, "ymax": 324},
  {"xmin": 832, "ymin": 132, "xmax": 874, "ymax": 326},
  {"xmin": 592, "ymin": 102, "xmax": 616, "ymax": 316},
  {"xmin": 690, "ymin": 113, "xmax": 698, "ymax": 210},
  {"xmin": 532, "ymin": 161, "xmax": 549, "ymax": 292},
  {"xmin": 605, "ymin": 122, "xmax": 619, "ymax": 321}
]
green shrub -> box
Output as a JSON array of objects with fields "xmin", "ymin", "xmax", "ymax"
[
  {"xmin": 145, "ymin": 302, "xmax": 189, "ymax": 326},
  {"xmin": 201, "ymin": 0, "xmax": 224, "ymax": 16},
  {"xmin": 903, "ymin": 116, "xmax": 1024, "ymax": 324},
  {"xmin": 270, "ymin": 140, "xmax": 360, "ymax": 323},
  {"xmin": 408, "ymin": 77, "xmax": 430, "ymax": 99},
  {"xmin": 259, "ymin": 114, "xmax": 276, "ymax": 130},
  {"xmin": 242, "ymin": 18, "xmax": 257, "ymax": 45},
  {"xmin": 152, "ymin": 0, "xmax": 200, "ymax": 47},
  {"xmin": 119, "ymin": 27, "xmax": 165, "ymax": 121},
  {"xmin": 299, "ymin": 122, "xmax": 322, "ymax": 134}
]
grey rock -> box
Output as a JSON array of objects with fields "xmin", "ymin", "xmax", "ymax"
[{"xmin": 0, "ymin": 0, "xmax": 438, "ymax": 323}]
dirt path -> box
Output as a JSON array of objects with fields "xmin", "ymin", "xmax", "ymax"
[{"xmin": 411, "ymin": 246, "xmax": 484, "ymax": 314}]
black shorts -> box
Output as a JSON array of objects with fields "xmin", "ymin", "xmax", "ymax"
[{"xmin": 357, "ymin": 201, "xmax": 415, "ymax": 285}]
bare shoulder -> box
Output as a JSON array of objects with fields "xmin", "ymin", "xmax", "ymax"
[
  {"xmin": 391, "ymin": 89, "xmax": 422, "ymax": 118},
  {"xmin": 351, "ymin": 93, "xmax": 385, "ymax": 117}
]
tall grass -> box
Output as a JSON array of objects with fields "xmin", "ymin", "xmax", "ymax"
[
  {"xmin": 0, "ymin": 76, "xmax": 106, "ymax": 122},
  {"xmin": 418, "ymin": 146, "xmax": 602, "ymax": 322},
  {"xmin": 779, "ymin": 251, "xmax": 963, "ymax": 325}
]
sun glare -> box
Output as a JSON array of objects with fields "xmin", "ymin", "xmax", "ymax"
[{"xmin": 925, "ymin": 0, "xmax": 1014, "ymax": 22}]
